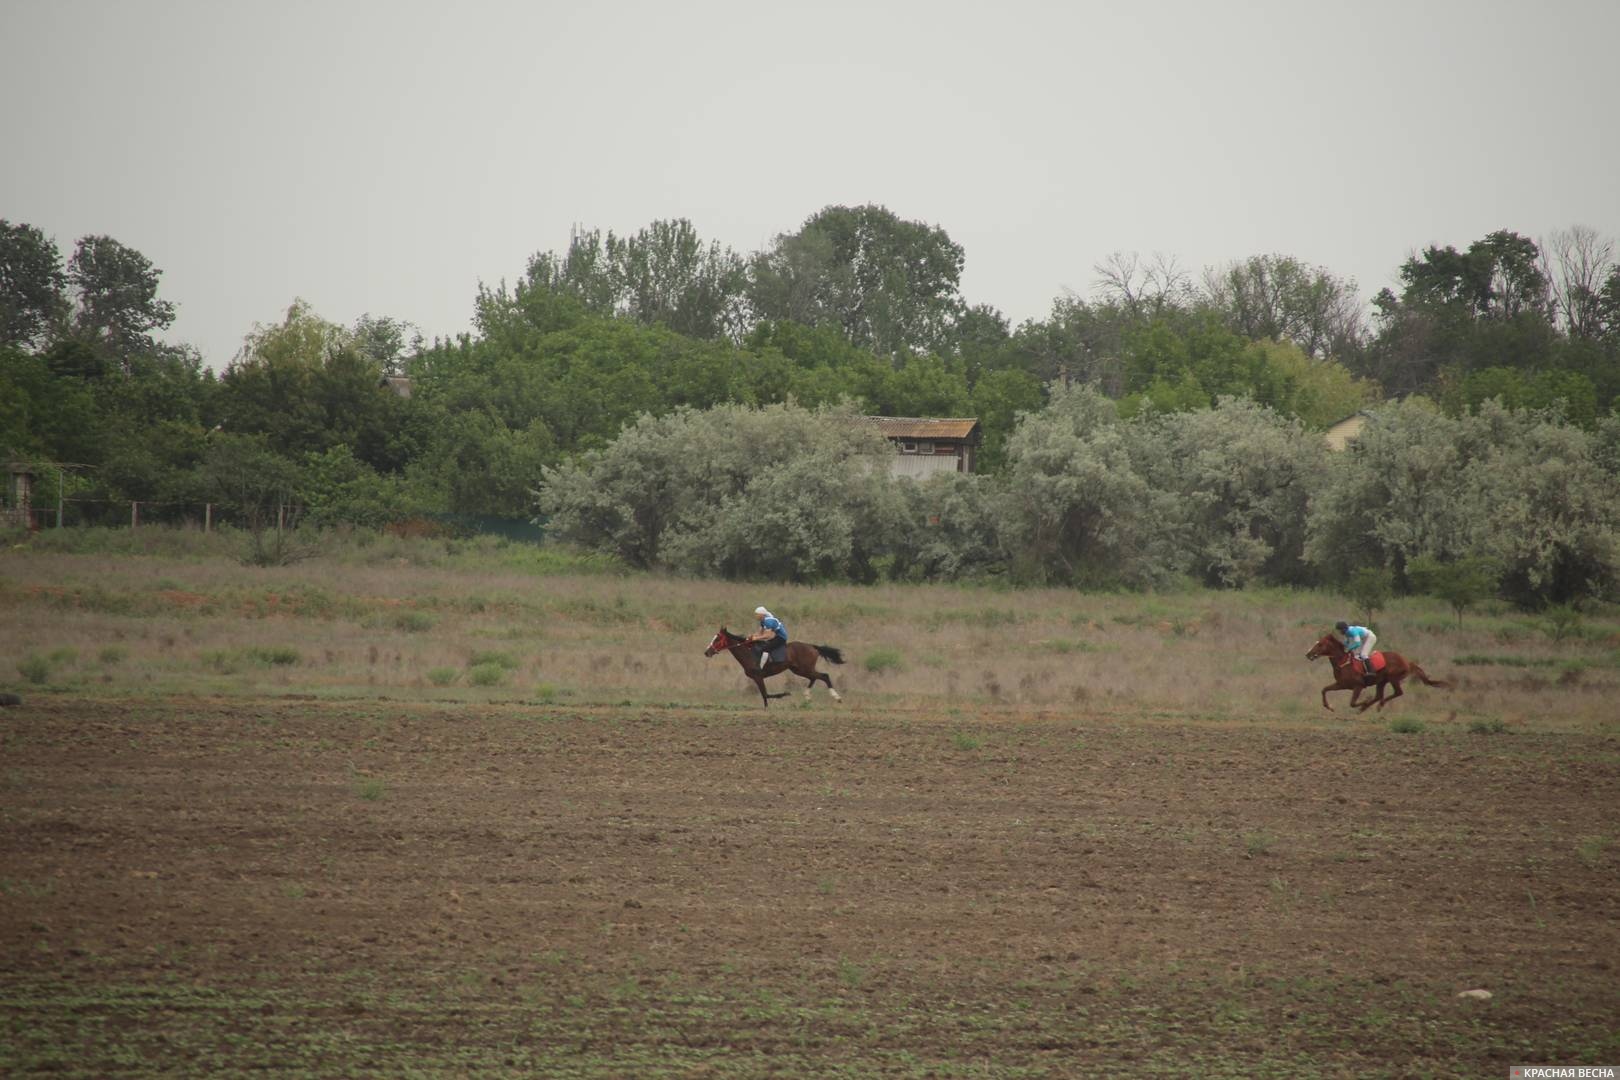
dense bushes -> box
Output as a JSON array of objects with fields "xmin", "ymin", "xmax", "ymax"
[{"xmin": 541, "ymin": 395, "xmax": 1620, "ymax": 606}]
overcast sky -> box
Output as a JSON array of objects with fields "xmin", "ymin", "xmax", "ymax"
[{"xmin": 4, "ymin": 0, "xmax": 1617, "ymax": 367}]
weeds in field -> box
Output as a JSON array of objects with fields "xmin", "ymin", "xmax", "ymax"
[
  {"xmin": 836, "ymin": 957, "xmax": 866, "ymax": 989},
  {"xmin": 355, "ymin": 777, "xmax": 386, "ymax": 801},
  {"xmin": 1244, "ymin": 831, "xmax": 1275, "ymax": 857},
  {"xmin": 1542, "ymin": 604, "xmax": 1584, "ymax": 643},
  {"xmin": 394, "ymin": 611, "xmax": 435, "ymax": 633},
  {"xmin": 47, "ymin": 647, "xmax": 78, "ymax": 666},
  {"xmin": 468, "ymin": 650, "xmax": 519, "ymax": 670},
  {"xmin": 244, "ymin": 646, "xmax": 300, "ymax": 666},
  {"xmin": 532, "ymin": 682, "xmax": 560, "ymax": 703},
  {"xmin": 97, "ymin": 645, "xmax": 127, "ymax": 666},
  {"xmin": 817, "ymin": 877, "xmax": 835, "ymax": 896},
  {"xmin": 864, "ymin": 648, "xmax": 904, "ymax": 674},
  {"xmin": 16, "ymin": 654, "xmax": 52, "ymax": 685},
  {"xmin": 467, "ymin": 662, "xmax": 506, "ymax": 687},
  {"xmin": 1389, "ymin": 716, "xmax": 1425, "ymax": 734},
  {"xmin": 1467, "ymin": 718, "xmax": 1509, "ymax": 735},
  {"xmin": 426, "ymin": 667, "xmax": 459, "ymax": 687},
  {"xmin": 1575, "ymin": 836, "xmax": 1610, "ymax": 867},
  {"xmin": 951, "ymin": 732, "xmax": 982, "ymax": 751},
  {"xmin": 282, "ymin": 883, "xmax": 307, "ymax": 899}
]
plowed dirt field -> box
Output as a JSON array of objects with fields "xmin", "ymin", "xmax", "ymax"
[{"xmin": 3, "ymin": 695, "xmax": 1617, "ymax": 1076}]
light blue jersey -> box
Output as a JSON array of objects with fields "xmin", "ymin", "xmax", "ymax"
[
  {"xmin": 1343, "ymin": 625, "xmax": 1371, "ymax": 651},
  {"xmin": 760, "ymin": 616, "xmax": 788, "ymax": 642}
]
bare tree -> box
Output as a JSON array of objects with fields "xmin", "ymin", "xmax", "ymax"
[
  {"xmin": 1091, "ymin": 251, "xmax": 1195, "ymax": 319},
  {"xmin": 1543, "ymin": 226, "xmax": 1616, "ymax": 339}
]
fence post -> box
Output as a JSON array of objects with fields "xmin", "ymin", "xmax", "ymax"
[
  {"xmin": 57, "ymin": 468, "xmax": 63, "ymax": 528},
  {"xmin": 277, "ymin": 503, "xmax": 284, "ymax": 534},
  {"xmin": 205, "ymin": 503, "xmax": 212, "ymax": 533},
  {"xmin": 131, "ymin": 501, "xmax": 139, "ymax": 529}
]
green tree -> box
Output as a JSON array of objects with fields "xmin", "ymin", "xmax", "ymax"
[
  {"xmin": 1343, "ymin": 566, "xmax": 1393, "ymax": 624},
  {"xmin": 521, "ymin": 219, "xmax": 749, "ymax": 340},
  {"xmin": 749, "ymin": 205, "xmax": 965, "ymax": 357},
  {"xmin": 999, "ymin": 386, "xmax": 1178, "ymax": 587},
  {"xmin": 65, "ymin": 235, "xmax": 177, "ymax": 366},
  {"xmin": 0, "ymin": 220, "xmax": 67, "ymax": 350},
  {"xmin": 1408, "ymin": 554, "xmax": 1502, "ymax": 626},
  {"xmin": 1202, "ymin": 254, "xmax": 1366, "ymax": 361}
]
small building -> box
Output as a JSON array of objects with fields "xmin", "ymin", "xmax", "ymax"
[
  {"xmin": 1324, "ymin": 411, "xmax": 1371, "ymax": 452},
  {"xmin": 863, "ymin": 417, "xmax": 981, "ymax": 478},
  {"xmin": 380, "ymin": 375, "xmax": 413, "ymax": 399},
  {"xmin": 3, "ymin": 464, "xmax": 36, "ymax": 529}
]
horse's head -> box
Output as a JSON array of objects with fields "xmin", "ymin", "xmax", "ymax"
[
  {"xmin": 704, "ymin": 626, "xmax": 737, "ymax": 658},
  {"xmin": 1305, "ymin": 634, "xmax": 1343, "ymax": 662}
]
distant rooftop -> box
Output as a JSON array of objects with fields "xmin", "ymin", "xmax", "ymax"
[{"xmin": 860, "ymin": 417, "xmax": 980, "ymax": 441}]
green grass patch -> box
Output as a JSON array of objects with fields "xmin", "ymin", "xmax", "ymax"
[
  {"xmin": 1467, "ymin": 718, "xmax": 1509, "ymax": 735},
  {"xmin": 393, "ymin": 610, "xmax": 435, "ymax": 633},
  {"xmin": 467, "ymin": 650, "xmax": 519, "ymax": 670},
  {"xmin": 863, "ymin": 647, "xmax": 904, "ymax": 674},
  {"xmin": 242, "ymin": 645, "xmax": 300, "ymax": 666},
  {"xmin": 16, "ymin": 654, "xmax": 52, "ymax": 685},
  {"xmin": 467, "ymin": 662, "xmax": 507, "ymax": 687},
  {"xmin": 426, "ymin": 666, "xmax": 459, "ymax": 687},
  {"xmin": 97, "ymin": 645, "xmax": 128, "ymax": 666},
  {"xmin": 950, "ymin": 731, "xmax": 982, "ymax": 751},
  {"xmin": 1389, "ymin": 716, "xmax": 1425, "ymax": 734},
  {"xmin": 355, "ymin": 777, "xmax": 386, "ymax": 801}
]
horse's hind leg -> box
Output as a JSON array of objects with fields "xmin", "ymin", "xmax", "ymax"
[
  {"xmin": 1379, "ymin": 678, "xmax": 1404, "ymax": 709},
  {"xmin": 820, "ymin": 670, "xmax": 842, "ymax": 701},
  {"xmin": 1357, "ymin": 681, "xmax": 1385, "ymax": 711}
]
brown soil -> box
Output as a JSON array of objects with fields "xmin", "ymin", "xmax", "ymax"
[{"xmin": 2, "ymin": 696, "xmax": 1617, "ymax": 1076}]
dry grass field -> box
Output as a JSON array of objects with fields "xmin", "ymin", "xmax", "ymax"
[{"xmin": 3, "ymin": 531, "xmax": 1619, "ymax": 1076}]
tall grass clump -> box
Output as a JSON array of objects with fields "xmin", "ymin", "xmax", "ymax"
[
  {"xmin": 17, "ymin": 654, "xmax": 52, "ymax": 685},
  {"xmin": 864, "ymin": 648, "xmax": 904, "ymax": 674},
  {"xmin": 467, "ymin": 662, "xmax": 507, "ymax": 687}
]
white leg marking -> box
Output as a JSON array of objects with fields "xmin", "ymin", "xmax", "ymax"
[{"xmin": 829, "ymin": 688, "xmax": 842, "ymax": 702}]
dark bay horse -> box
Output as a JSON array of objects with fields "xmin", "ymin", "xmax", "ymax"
[
  {"xmin": 705, "ymin": 627, "xmax": 845, "ymax": 706},
  {"xmin": 1306, "ymin": 633, "xmax": 1451, "ymax": 712}
]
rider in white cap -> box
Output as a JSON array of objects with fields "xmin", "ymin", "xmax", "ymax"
[{"xmin": 747, "ymin": 606, "xmax": 788, "ymax": 669}]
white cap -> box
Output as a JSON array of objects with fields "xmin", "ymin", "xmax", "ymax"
[{"xmin": 754, "ymin": 606, "xmax": 769, "ymax": 615}]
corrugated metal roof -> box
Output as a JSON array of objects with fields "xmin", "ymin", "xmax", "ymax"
[{"xmin": 861, "ymin": 416, "xmax": 980, "ymax": 440}]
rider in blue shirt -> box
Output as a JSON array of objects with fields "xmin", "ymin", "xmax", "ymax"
[
  {"xmin": 1336, "ymin": 620, "xmax": 1377, "ymax": 676},
  {"xmin": 749, "ymin": 606, "xmax": 788, "ymax": 669}
]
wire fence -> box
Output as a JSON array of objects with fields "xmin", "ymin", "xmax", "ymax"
[{"xmin": 2, "ymin": 498, "xmax": 544, "ymax": 541}]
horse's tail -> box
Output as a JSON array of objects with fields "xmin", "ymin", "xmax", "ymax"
[
  {"xmin": 814, "ymin": 645, "xmax": 845, "ymax": 665},
  {"xmin": 1411, "ymin": 663, "xmax": 1451, "ymax": 690}
]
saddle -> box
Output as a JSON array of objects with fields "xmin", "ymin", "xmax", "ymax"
[
  {"xmin": 1358, "ymin": 652, "xmax": 1387, "ymax": 679},
  {"xmin": 766, "ymin": 643, "xmax": 788, "ymax": 665}
]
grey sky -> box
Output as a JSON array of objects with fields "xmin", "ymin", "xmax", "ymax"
[{"xmin": 4, "ymin": 0, "xmax": 1617, "ymax": 368}]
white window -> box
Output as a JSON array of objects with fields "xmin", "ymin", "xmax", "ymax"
[
  {"xmin": 916, "ymin": 441, "xmax": 933, "ymax": 454},
  {"xmin": 899, "ymin": 441, "xmax": 918, "ymax": 453}
]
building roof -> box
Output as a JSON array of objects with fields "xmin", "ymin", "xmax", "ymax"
[{"xmin": 861, "ymin": 417, "xmax": 980, "ymax": 441}]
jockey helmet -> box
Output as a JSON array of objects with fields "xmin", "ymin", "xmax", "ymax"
[{"xmin": 1334, "ymin": 621, "xmax": 1349, "ymax": 633}]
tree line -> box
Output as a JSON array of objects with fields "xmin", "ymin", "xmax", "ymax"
[
  {"xmin": 539, "ymin": 395, "xmax": 1620, "ymax": 607},
  {"xmin": 3, "ymin": 209, "xmax": 1618, "ymax": 589}
]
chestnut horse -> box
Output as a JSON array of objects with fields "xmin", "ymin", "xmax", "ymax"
[
  {"xmin": 704, "ymin": 627, "xmax": 844, "ymax": 707},
  {"xmin": 1305, "ymin": 633, "xmax": 1451, "ymax": 712}
]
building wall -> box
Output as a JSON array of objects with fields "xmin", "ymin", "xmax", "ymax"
[
  {"xmin": 887, "ymin": 447, "xmax": 965, "ymax": 478},
  {"xmin": 1324, "ymin": 414, "xmax": 1368, "ymax": 451}
]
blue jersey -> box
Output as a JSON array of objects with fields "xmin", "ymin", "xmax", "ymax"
[
  {"xmin": 760, "ymin": 616, "xmax": 788, "ymax": 642},
  {"xmin": 1344, "ymin": 625, "xmax": 1371, "ymax": 650}
]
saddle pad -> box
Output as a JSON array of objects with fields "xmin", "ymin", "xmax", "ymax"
[
  {"xmin": 768, "ymin": 644, "xmax": 788, "ymax": 664},
  {"xmin": 1369, "ymin": 651, "xmax": 1387, "ymax": 672}
]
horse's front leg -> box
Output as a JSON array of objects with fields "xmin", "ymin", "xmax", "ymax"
[{"xmin": 1357, "ymin": 679, "xmax": 1386, "ymax": 711}]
